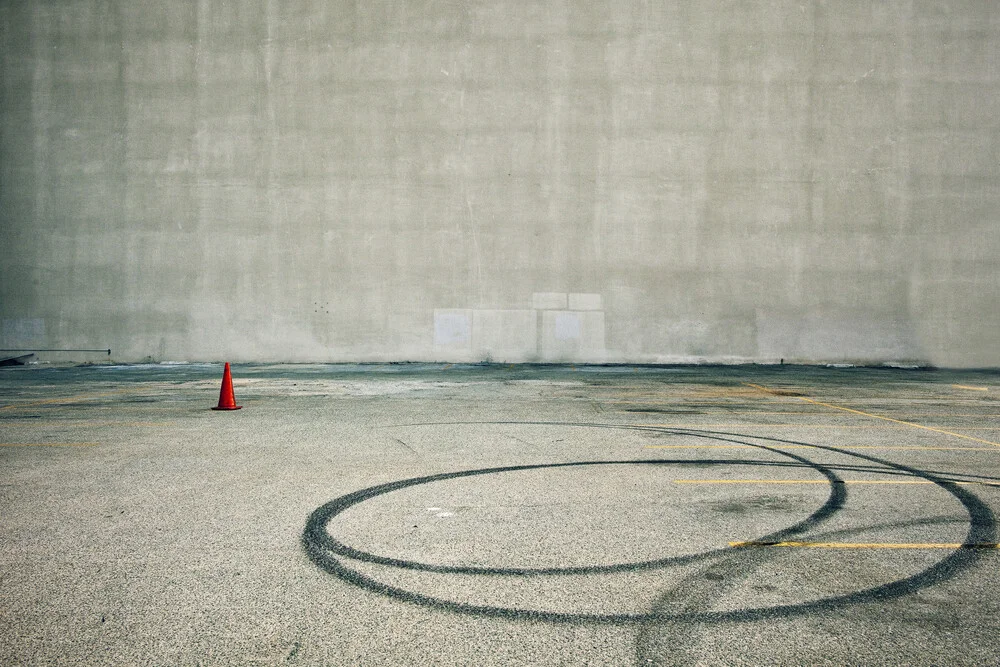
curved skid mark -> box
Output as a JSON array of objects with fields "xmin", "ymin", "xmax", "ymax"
[
  {"xmin": 306, "ymin": 452, "xmax": 844, "ymax": 577},
  {"xmin": 302, "ymin": 422, "xmax": 996, "ymax": 625}
]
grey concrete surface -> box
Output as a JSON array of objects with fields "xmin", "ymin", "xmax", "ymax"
[
  {"xmin": 2, "ymin": 363, "xmax": 1000, "ymax": 665},
  {"xmin": 1, "ymin": 2, "xmax": 998, "ymax": 366}
]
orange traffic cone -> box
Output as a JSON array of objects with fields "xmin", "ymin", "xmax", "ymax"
[{"xmin": 212, "ymin": 362, "xmax": 242, "ymax": 410}]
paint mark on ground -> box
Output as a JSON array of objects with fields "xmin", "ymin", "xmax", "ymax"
[
  {"xmin": 636, "ymin": 422, "xmax": 1000, "ymax": 433},
  {"xmin": 953, "ymin": 384, "xmax": 989, "ymax": 391},
  {"xmin": 425, "ymin": 506, "xmax": 454, "ymax": 517},
  {"xmin": 675, "ymin": 479, "xmax": 1000, "ymax": 487},
  {"xmin": 634, "ymin": 422, "xmax": 908, "ymax": 429},
  {"xmin": 613, "ymin": 404, "xmax": 1000, "ymax": 417},
  {"xmin": 744, "ymin": 383, "xmax": 1000, "ymax": 448},
  {"xmin": 730, "ymin": 541, "xmax": 1000, "ymax": 549},
  {"xmin": 644, "ymin": 444, "xmax": 1000, "ymax": 452}
]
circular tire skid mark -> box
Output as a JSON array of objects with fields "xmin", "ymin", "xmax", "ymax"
[{"xmin": 302, "ymin": 423, "xmax": 996, "ymax": 624}]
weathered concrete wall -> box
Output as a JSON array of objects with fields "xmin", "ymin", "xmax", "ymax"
[{"xmin": 1, "ymin": 1, "xmax": 998, "ymax": 366}]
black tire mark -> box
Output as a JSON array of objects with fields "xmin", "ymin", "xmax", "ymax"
[{"xmin": 302, "ymin": 423, "xmax": 995, "ymax": 626}]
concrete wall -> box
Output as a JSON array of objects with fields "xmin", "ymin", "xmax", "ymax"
[{"xmin": 1, "ymin": 1, "xmax": 997, "ymax": 366}]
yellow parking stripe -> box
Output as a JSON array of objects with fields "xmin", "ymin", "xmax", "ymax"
[
  {"xmin": 674, "ymin": 479, "xmax": 1000, "ymax": 487},
  {"xmin": 644, "ymin": 444, "xmax": 998, "ymax": 452},
  {"xmin": 744, "ymin": 383, "xmax": 1000, "ymax": 448},
  {"xmin": 730, "ymin": 541, "xmax": 999, "ymax": 549}
]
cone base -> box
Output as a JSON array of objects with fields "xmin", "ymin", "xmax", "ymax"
[{"xmin": 211, "ymin": 405, "xmax": 242, "ymax": 410}]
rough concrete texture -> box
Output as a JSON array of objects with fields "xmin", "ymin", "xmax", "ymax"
[{"xmin": 1, "ymin": 2, "xmax": 998, "ymax": 365}]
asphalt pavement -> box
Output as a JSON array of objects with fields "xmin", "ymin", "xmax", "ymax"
[{"xmin": 2, "ymin": 362, "xmax": 999, "ymax": 665}]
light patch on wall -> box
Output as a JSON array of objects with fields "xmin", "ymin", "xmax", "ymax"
[
  {"xmin": 533, "ymin": 292, "xmax": 568, "ymax": 310},
  {"xmin": 541, "ymin": 310, "xmax": 606, "ymax": 362},
  {"xmin": 433, "ymin": 310, "xmax": 471, "ymax": 346},
  {"xmin": 568, "ymin": 293, "xmax": 602, "ymax": 311},
  {"xmin": 554, "ymin": 312, "xmax": 581, "ymax": 340},
  {"xmin": 472, "ymin": 309, "xmax": 537, "ymax": 361},
  {"xmin": 434, "ymin": 293, "xmax": 606, "ymax": 362}
]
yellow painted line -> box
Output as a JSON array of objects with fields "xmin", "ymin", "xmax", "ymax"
[
  {"xmin": 933, "ymin": 427, "xmax": 1000, "ymax": 431},
  {"xmin": 646, "ymin": 444, "xmax": 816, "ymax": 450},
  {"xmin": 674, "ymin": 479, "xmax": 1000, "ymax": 486},
  {"xmin": 617, "ymin": 405, "xmax": 1000, "ymax": 417},
  {"xmin": 865, "ymin": 414, "xmax": 1000, "ymax": 418},
  {"xmin": 644, "ymin": 444, "xmax": 998, "ymax": 452},
  {"xmin": 564, "ymin": 390, "xmax": 763, "ymax": 396},
  {"xmin": 636, "ymin": 422, "xmax": 1000, "ymax": 434},
  {"xmin": 611, "ymin": 404, "xmax": 829, "ymax": 413},
  {"xmin": 953, "ymin": 384, "xmax": 989, "ymax": 391},
  {"xmin": 635, "ymin": 422, "xmax": 1000, "ymax": 432},
  {"xmin": 730, "ymin": 541, "xmax": 1000, "ymax": 549},
  {"xmin": 676, "ymin": 479, "xmax": 911, "ymax": 485},
  {"xmin": 587, "ymin": 399, "xmax": 801, "ymax": 405},
  {"xmin": 0, "ymin": 442, "xmax": 100, "ymax": 447},
  {"xmin": 631, "ymin": 422, "xmax": 900, "ymax": 429},
  {"xmin": 744, "ymin": 383, "xmax": 1000, "ymax": 448},
  {"xmin": 601, "ymin": 393, "xmax": 767, "ymax": 399}
]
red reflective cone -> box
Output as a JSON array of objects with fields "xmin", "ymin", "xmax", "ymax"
[{"xmin": 212, "ymin": 362, "xmax": 242, "ymax": 410}]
